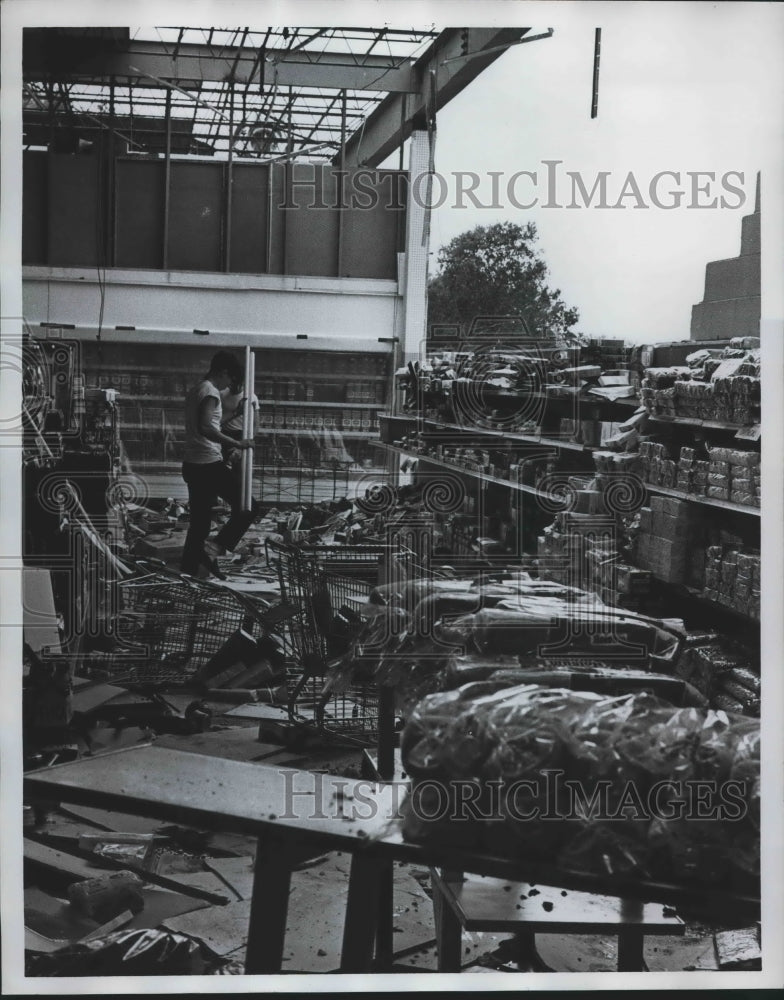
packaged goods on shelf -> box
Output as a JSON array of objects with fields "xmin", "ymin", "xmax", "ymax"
[
  {"xmin": 675, "ymin": 633, "xmax": 760, "ymax": 717},
  {"xmin": 634, "ymin": 497, "xmax": 699, "ymax": 584},
  {"xmin": 701, "ymin": 544, "xmax": 760, "ymax": 620},
  {"xmin": 640, "ymin": 348, "xmax": 760, "ymax": 425},
  {"xmin": 642, "ymin": 367, "xmax": 692, "ymax": 389},
  {"xmin": 400, "ymin": 682, "xmax": 759, "ymax": 891}
]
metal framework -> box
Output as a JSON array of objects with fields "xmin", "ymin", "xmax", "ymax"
[{"xmin": 22, "ymin": 25, "xmax": 537, "ymax": 162}]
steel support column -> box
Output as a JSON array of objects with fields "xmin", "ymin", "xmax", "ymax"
[{"xmin": 402, "ymin": 131, "xmax": 431, "ymax": 367}]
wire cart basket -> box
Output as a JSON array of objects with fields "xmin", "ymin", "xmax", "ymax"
[
  {"xmin": 265, "ymin": 540, "xmax": 415, "ymax": 743},
  {"xmin": 92, "ymin": 559, "xmax": 280, "ymax": 687}
]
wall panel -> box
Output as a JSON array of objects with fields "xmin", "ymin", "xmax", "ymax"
[
  {"xmin": 283, "ymin": 164, "xmax": 340, "ymax": 277},
  {"xmin": 229, "ymin": 163, "xmax": 269, "ymax": 274},
  {"xmin": 47, "ymin": 154, "xmax": 100, "ymax": 267},
  {"xmin": 22, "ymin": 151, "xmax": 48, "ymax": 264},
  {"xmin": 342, "ymin": 170, "xmax": 406, "ymax": 279},
  {"xmin": 167, "ymin": 161, "xmax": 223, "ymax": 271},
  {"xmin": 115, "ymin": 159, "xmax": 165, "ymax": 269}
]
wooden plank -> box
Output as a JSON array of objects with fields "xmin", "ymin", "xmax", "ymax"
[
  {"xmin": 24, "ymin": 833, "xmax": 232, "ymax": 905},
  {"xmin": 78, "ymin": 910, "xmax": 135, "ymax": 941},
  {"xmin": 58, "ymin": 802, "xmax": 166, "ymax": 836},
  {"xmin": 431, "ymin": 872, "xmax": 684, "ymax": 934},
  {"xmin": 24, "ymin": 886, "xmax": 100, "ymax": 941},
  {"xmin": 25, "ymin": 927, "xmax": 70, "ymax": 954},
  {"xmin": 24, "ymin": 838, "xmax": 105, "ymax": 886}
]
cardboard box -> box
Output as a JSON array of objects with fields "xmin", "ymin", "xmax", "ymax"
[
  {"xmin": 650, "ymin": 495, "xmax": 690, "ymax": 519},
  {"xmin": 647, "ymin": 537, "xmax": 688, "ymax": 583},
  {"xmin": 653, "ymin": 512, "xmax": 693, "ymax": 539}
]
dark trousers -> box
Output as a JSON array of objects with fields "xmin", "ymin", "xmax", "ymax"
[{"xmin": 181, "ymin": 460, "xmax": 255, "ymax": 575}]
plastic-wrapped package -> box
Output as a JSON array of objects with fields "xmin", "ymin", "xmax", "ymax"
[
  {"xmin": 445, "ymin": 652, "xmax": 521, "ymax": 686},
  {"xmin": 25, "ymin": 928, "xmax": 229, "ymax": 976},
  {"xmin": 401, "ymin": 683, "xmax": 760, "ymax": 893},
  {"xmin": 443, "ymin": 606, "xmax": 681, "ymax": 667}
]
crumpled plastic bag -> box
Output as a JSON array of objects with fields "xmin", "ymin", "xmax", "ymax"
[{"xmin": 25, "ymin": 928, "xmax": 231, "ymax": 977}]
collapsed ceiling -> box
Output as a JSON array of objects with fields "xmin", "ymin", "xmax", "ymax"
[{"xmin": 22, "ymin": 26, "xmax": 535, "ymax": 167}]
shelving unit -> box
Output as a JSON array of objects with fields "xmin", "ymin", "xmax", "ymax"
[
  {"xmin": 374, "ymin": 441, "xmax": 564, "ymax": 500},
  {"xmin": 74, "ymin": 339, "xmax": 394, "ymax": 500},
  {"xmin": 383, "ymin": 360, "xmax": 761, "ymax": 639}
]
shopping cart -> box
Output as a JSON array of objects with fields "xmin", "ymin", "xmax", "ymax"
[
  {"xmin": 264, "ymin": 540, "xmax": 415, "ymax": 743},
  {"xmin": 90, "ymin": 558, "xmax": 283, "ymax": 687}
]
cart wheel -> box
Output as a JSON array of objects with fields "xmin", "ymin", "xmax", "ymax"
[{"xmin": 184, "ymin": 701, "xmax": 212, "ymax": 732}]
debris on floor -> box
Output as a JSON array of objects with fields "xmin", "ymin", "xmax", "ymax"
[{"xmin": 22, "ymin": 664, "xmax": 743, "ymax": 976}]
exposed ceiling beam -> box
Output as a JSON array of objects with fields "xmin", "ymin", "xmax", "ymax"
[
  {"xmin": 261, "ymin": 53, "xmax": 417, "ymax": 93},
  {"xmin": 24, "ymin": 33, "xmax": 416, "ymax": 91},
  {"xmin": 336, "ymin": 28, "xmax": 537, "ymax": 169}
]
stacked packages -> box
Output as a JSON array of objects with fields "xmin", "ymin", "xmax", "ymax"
[
  {"xmin": 706, "ymin": 446, "xmax": 761, "ymax": 508},
  {"xmin": 676, "ymin": 632, "xmax": 760, "ymax": 716},
  {"xmin": 636, "ymin": 442, "xmax": 760, "ymax": 510},
  {"xmin": 703, "ymin": 545, "xmax": 761, "ymax": 621},
  {"xmin": 635, "ymin": 497, "xmax": 695, "ymax": 584},
  {"xmin": 639, "ymin": 350, "xmax": 760, "ymax": 426}
]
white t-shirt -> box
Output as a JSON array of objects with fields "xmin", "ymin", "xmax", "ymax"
[
  {"xmin": 221, "ymin": 387, "xmax": 259, "ymax": 433},
  {"xmin": 184, "ymin": 380, "xmax": 222, "ymax": 463}
]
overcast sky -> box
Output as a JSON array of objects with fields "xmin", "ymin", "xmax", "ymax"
[{"xmin": 380, "ymin": 2, "xmax": 782, "ymax": 342}]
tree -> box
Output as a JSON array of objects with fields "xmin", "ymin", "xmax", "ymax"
[{"xmin": 427, "ymin": 221, "xmax": 580, "ymax": 341}]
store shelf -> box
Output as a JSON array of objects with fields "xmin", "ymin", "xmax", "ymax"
[
  {"xmin": 385, "ymin": 415, "xmax": 760, "ymax": 518},
  {"xmin": 649, "ymin": 582, "xmax": 761, "ymax": 628},
  {"xmin": 375, "ymin": 441, "xmax": 563, "ymax": 503},
  {"xmin": 119, "ymin": 395, "xmax": 383, "ymax": 409},
  {"xmin": 257, "ymin": 429, "xmax": 377, "ymax": 438},
  {"xmin": 121, "ymin": 423, "xmax": 376, "ymax": 438},
  {"xmin": 385, "ymin": 413, "xmax": 590, "ymax": 453},
  {"xmin": 90, "ymin": 366, "xmax": 388, "ymax": 382},
  {"xmin": 644, "ymin": 482, "xmax": 760, "ymax": 518},
  {"xmin": 258, "ymin": 401, "xmax": 383, "ymax": 409},
  {"xmin": 644, "ymin": 412, "xmax": 758, "ymax": 433},
  {"xmin": 684, "ymin": 585, "xmax": 760, "ymax": 623}
]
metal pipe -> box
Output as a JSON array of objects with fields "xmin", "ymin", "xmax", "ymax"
[
  {"xmin": 337, "ymin": 89, "xmax": 347, "ymax": 276},
  {"xmin": 225, "ymin": 83, "xmax": 234, "ymax": 272},
  {"xmin": 163, "ymin": 88, "xmax": 172, "ymax": 269},
  {"xmin": 591, "ymin": 28, "xmax": 602, "ymax": 119},
  {"xmin": 241, "ymin": 345, "xmax": 255, "ymax": 511}
]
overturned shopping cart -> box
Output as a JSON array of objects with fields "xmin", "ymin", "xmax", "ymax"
[{"xmin": 90, "ymin": 558, "xmax": 285, "ymax": 689}]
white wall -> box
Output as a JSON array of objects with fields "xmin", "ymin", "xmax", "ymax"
[{"xmin": 23, "ymin": 266, "xmax": 402, "ymax": 353}]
